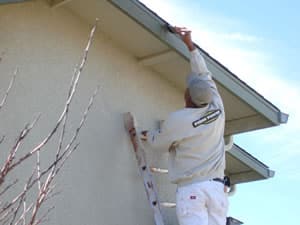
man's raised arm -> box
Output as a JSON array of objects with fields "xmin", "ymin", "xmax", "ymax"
[
  {"xmin": 174, "ymin": 26, "xmax": 224, "ymax": 109},
  {"xmin": 174, "ymin": 26, "xmax": 211, "ymax": 77}
]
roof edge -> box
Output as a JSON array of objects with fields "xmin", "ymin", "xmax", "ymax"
[
  {"xmin": 0, "ymin": 0, "xmax": 31, "ymax": 4},
  {"xmin": 228, "ymin": 144, "xmax": 275, "ymax": 180},
  {"xmin": 107, "ymin": 0, "xmax": 288, "ymax": 126}
]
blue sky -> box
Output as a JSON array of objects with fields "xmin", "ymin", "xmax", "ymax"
[{"xmin": 140, "ymin": 1, "xmax": 300, "ymax": 224}]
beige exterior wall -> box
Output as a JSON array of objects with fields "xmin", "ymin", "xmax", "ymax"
[{"xmin": 0, "ymin": 1, "xmax": 182, "ymax": 224}]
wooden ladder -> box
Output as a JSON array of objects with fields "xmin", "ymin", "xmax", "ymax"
[{"xmin": 123, "ymin": 112, "xmax": 175, "ymax": 225}]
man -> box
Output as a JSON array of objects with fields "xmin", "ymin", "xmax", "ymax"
[{"xmin": 141, "ymin": 27, "xmax": 228, "ymax": 225}]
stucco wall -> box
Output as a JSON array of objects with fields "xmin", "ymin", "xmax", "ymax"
[{"xmin": 0, "ymin": 1, "xmax": 182, "ymax": 225}]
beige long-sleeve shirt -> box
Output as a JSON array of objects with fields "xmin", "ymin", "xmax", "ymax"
[{"xmin": 145, "ymin": 49, "xmax": 226, "ymax": 186}]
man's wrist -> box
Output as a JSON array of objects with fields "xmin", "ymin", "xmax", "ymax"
[{"xmin": 186, "ymin": 42, "xmax": 195, "ymax": 51}]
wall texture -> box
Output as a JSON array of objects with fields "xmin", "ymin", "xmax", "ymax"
[{"xmin": 0, "ymin": 1, "xmax": 182, "ymax": 224}]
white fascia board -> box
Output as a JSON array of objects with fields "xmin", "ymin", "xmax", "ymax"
[{"xmin": 108, "ymin": 0, "xmax": 288, "ymax": 126}]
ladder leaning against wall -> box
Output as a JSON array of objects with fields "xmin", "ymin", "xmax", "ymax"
[{"xmin": 123, "ymin": 112, "xmax": 175, "ymax": 225}]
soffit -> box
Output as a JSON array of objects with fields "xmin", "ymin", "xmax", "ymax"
[{"xmin": 62, "ymin": 0, "xmax": 286, "ymax": 136}]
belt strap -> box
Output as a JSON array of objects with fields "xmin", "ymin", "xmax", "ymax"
[
  {"xmin": 212, "ymin": 178, "xmax": 224, "ymax": 184},
  {"xmin": 212, "ymin": 176, "xmax": 231, "ymax": 187}
]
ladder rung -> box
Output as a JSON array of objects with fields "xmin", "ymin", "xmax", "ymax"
[
  {"xmin": 150, "ymin": 167, "xmax": 168, "ymax": 174},
  {"xmin": 124, "ymin": 112, "xmax": 165, "ymax": 225},
  {"xmin": 161, "ymin": 202, "xmax": 176, "ymax": 208}
]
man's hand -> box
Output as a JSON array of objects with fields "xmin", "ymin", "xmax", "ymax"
[
  {"xmin": 174, "ymin": 26, "xmax": 195, "ymax": 51},
  {"xmin": 140, "ymin": 130, "xmax": 148, "ymax": 141}
]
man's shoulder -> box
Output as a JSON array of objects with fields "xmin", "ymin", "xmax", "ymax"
[
  {"xmin": 167, "ymin": 108, "xmax": 200, "ymax": 124},
  {"xmin": 162, "ymin": 108, "xmax": 195, "ymax": 132},
  {"xmin": 168, "ymin": 108, "xmax": 190, "ymax": 119},
  {"xmin": 168, "ymin": 107, "xmax": 223, "ymax": 124},
  {"xmin": 162, "ymin": 109, "xmax": 186, "ymax": 126}
]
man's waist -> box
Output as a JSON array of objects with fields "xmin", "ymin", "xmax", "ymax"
[
  {"xmin": 176, "ymin": 176, "xmax": 230, "ymax": 187},
  {"xmin": 212, "ymin": 177, "xmax": 230, "ymax": 187},
  {"xmin": 175, "ymin": 171, "xmax": 225, "ymax": 187}
]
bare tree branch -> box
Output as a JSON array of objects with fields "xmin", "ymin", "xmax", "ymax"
[
  {"xmin": 54, "ymin": 143, "xmax": 80, "ymax": 177},
  {"xmin": 36, "ymin": 85, "xmax": 98, "ymax": 186},
  {"xmin": 0, "ymin": 68, "xmax": 17, "ymax": 112},
  {"xmin": 36, "ymin": 150, "xmax": 41, "ymax": 193},
  {"xmin": 22, "ymin": 84, "xmax": 98, "ymax": 224},
  {"xmin": 14, "ymin": 203, "xmax": 33, "ymax": 225},
  {"xmin": 1, "ymin": 208, "xmax": 13, "ymax": 225},
  {"xmin": 0, "ymin": 179, "xmax": 18, "ymax": 197},
  {"xmin": 0, "ymin": 135, "xmax": 5, "ymax": 145},
  {"xmin": 32, "ymin": 206, "xmax": 54, "ymax": 225},
  {"xmin": 55, "ymin": 65, "xmax": 77, "ymax": 164},
  {"xmin": 0, "ymin": 19, "xmax": 99, "ymax": 225},
  {"xmin": 8, "ymin": 19, "xmax": 99, "ymax": 175},
  {"xmin": 0, "ymin": 208, "xmax": 12, "ymax": 224},
  {"xmin": 9, "ymin": 188, "xmax": 25, "ymax": 225},
  {"xmin": 0, "ymin": 167, "xmax": 36, "ymax": 223},
  {"xmin": 28, "ymin": 84, "xmax": 98, "ymax": 223},
  {"xmin": 0, "ymin": 115, "xmax": 41, "ymax": 186}
]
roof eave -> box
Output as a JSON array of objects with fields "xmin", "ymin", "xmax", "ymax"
[
  {"xmin": 227, "ymin": 144, "xmax": 275, "ymax": 184},
  {"xmin": 108, "ymin": 0, "xmax": 288, "ymax": 126}
]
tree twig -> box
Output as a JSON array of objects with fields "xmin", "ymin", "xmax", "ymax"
[
  {"xmin": 0, "ymin": 115, "xmax": 41, "ymax": 186},
  {"xmin": 0, "ymin": 68, "xmax": 17, "ymax": 111},
  {"xmin": 0, "ymin": 135, "xmax": 5, "ymax": 145},
  {"xmin": 7, "ymin": 19, "xmax": 98, "ymax": 175},
  {"xmin": 0, "ymin": 19, "xmax": 99, "ymax": 225},
  {"xmin": 0, "ymin": 179, "xmax": 18, "ymax": 197}
]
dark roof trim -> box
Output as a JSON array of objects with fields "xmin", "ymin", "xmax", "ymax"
[
  {"xmin": 108, "ymin": 0, "xmax": 288, "ymax": 126},
  {"xmin": 0, "ymin": 0, "xmax": 30, "ymax": 4}
]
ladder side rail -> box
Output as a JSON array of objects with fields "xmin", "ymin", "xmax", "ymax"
[{"xmin": 124, "ymin": 112, "xmax": 164, "ymax": 225}]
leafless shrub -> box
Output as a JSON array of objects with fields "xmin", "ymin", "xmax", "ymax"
[{"xmin": 0, "ymin": 20, "xmax": 99, "ymax": 225}]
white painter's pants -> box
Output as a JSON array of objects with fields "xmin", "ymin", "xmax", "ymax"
[{"xmin": 176, "ymin": 180, "xmax": 228, "ymax": 225}]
